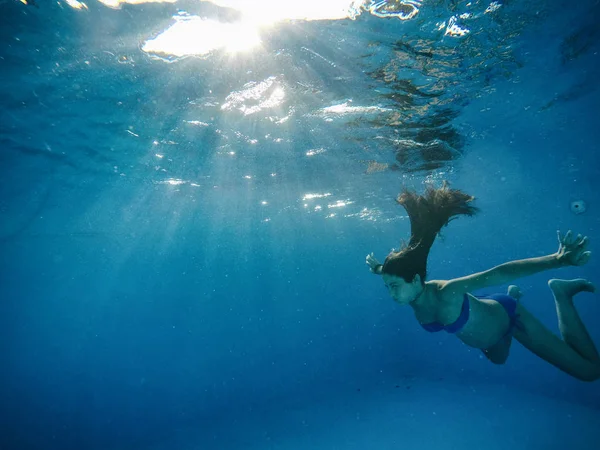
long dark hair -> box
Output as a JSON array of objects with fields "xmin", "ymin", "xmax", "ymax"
[{"xmin": 382, "ymin": 182, "xmax": 478, "ymax": 282}]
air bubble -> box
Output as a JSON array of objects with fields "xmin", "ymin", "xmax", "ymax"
[{"xmin": 570, "ymin": 200, "xmax": 586, "ymax": 215}]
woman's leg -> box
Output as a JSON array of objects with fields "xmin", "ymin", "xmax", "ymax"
[
  {"xmin": 513, "ymin": 279, "xmax": 600, "ymax": 381},
  {"xmin": 549, "ymin": 279, "xmax": 600, "ymax": 364}
]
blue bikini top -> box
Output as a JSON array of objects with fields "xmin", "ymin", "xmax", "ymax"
[{"xmin": 420, "ymin": 294, "xmax": 470, "ymax": 334}]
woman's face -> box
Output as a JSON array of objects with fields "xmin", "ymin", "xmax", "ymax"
[{"xmin": 381, "ymin": 273, "xmax": 423, "ymax": 305}]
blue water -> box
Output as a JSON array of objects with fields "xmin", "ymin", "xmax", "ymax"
[{"xmin": 1, "ymin": 1, "xmax": 600, "ymax": 449}]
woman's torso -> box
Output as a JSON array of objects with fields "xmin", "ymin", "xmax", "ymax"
[{"xmin": 416, "ymin": 281, "xmax": 511, "ymax": 349}]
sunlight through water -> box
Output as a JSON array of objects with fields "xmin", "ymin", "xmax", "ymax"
[
  {"xmin": 142, "ymin": 14, "xmax": 262, "ymax": 57},
  {"xmin": 141, "ymin": 1, "xmax": 368, "ymax": 58},
  {"xmin": 138, "ymin": 0, "xmax": 426, "ymax": 58},
  {"xmin": 14, "ymin": 0, "xmax": 529, "ymax": 225}
]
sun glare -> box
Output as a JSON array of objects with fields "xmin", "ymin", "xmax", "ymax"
[
  {"xmin": 141, "ymin": 0, "xmax": 367, "ymax": 58},
  {"xmin": 142, "ymin": 16, "xmax": 261, "ymax": 57}
]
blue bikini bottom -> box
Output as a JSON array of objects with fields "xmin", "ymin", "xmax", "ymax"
[{"xmin": 420, "ymin": 293, "xmax": 523, "ymax": 338}]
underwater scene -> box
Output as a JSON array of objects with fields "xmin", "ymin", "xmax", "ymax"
[{"xmin": 1, "ymin": 1, "xmax": 600, "ymax": 449}]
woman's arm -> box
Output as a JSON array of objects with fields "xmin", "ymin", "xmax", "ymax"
[{"xmin": 441, "ymin": 230, "xmax": 591, "ymax": 294}]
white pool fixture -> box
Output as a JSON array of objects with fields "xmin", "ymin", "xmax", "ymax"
[{"xmin": 570, "ymin": 200, "xmax": 586, "ymax": 215}]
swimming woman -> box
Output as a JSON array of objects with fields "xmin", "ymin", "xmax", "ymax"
[{"xmin": 366, "ymin": 182, "xmax": 599, "ymax": 382}]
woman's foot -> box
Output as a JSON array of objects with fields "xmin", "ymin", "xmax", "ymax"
[
  {"xmin": 507, "ymin": 285, "xmax": 523, "ymax": 300},
  {"xmin": 548, "ymin": 278, "xmax": 595, "ymax": 302}
]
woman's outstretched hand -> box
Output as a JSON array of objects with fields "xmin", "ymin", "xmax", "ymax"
[
  {"xmin": 557, "ymin": 230, "xmax": 591, "ymax": 266},
  {"xmin": 366, "ymin": 252, "xmax": 383, "ymax": 275}
]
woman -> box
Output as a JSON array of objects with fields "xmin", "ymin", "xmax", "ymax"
[{"xmin": 366, "ymin": 182, "xmax": 599, "ymax": 382}]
